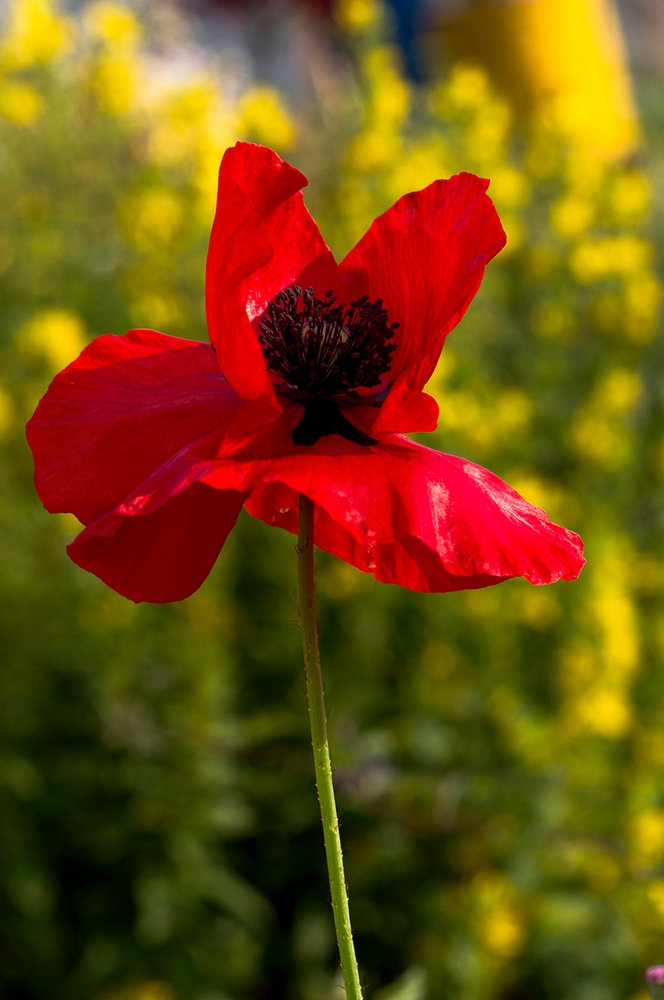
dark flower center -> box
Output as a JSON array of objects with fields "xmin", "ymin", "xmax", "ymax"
[{"xmin": 257, "ymin": 284, "xmax": 398, "ymax": 446}]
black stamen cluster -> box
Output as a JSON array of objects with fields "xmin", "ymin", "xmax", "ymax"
[{"xmin": 257, "ymin": 285, "xmax": 398, "ymax": 398}]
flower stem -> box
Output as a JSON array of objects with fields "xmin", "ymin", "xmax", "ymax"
[{"xmin": 297, "ymin": 494, "xmax": 363, "ymax": 1000}]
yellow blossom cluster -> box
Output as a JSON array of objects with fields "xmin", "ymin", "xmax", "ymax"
[
  {"xmin": 0, "ymin": 0, "xmax": 296, "ymax": 357},
  {"xmin": 570, "ymin": 368, "xmax": 641, "ymax": 470},
  {"xmin": 471, "ymin": 872, "xmax": 526, "ymax": 961},
  {"xmin": 558, "ymin": 540, "xmax": 640, "ymax": 739},
  {"xmin": 0, "ymin": 0, "xmax": 71, "ymax": 123}
]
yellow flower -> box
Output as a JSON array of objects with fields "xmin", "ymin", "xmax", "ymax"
[
  {"xmin": 436, "ymin": 388, "xmax": 482, "ymax": 435},
  {"xmin": 434, "ymin": 385, "xmax": 531, "ymax": 452},
  {"xmin": 570, "ymin": 236, "xmax": 651, "ymax": 283},
  {"xmin": 593, "ymin": 368, "xmax": 641, "ymax": 415},
  {"xmin": 129, "ymin": 291, "xmax": 183, "ymax": 332},
  {"xmin": 348, "ymin": 129, "xmax": 402, "ymax": 172},
  {"xmin": 385, "ymin": 139, "xmax": 451, "ymax": 204},
  {"xmin": 120, "ymin": 189, "xmax": 184, "ymax": 250},
  {"xmin": 0, "ymin": 386, "xmax": 15, "ymax": 438},
  {"xmin": 499, "ymin": 213, "xmax": 525, "ymax": 254},
  {"xmin": 17, "ymin": 309, "xmax": 86, "ymax": 372},
  {"xmin": 561, "ymin": 542, "xmax": 639, "ymax": 739},
  {"xmin": 90, "ymin": 54, "xmax": 137, "ymax": 116},
  {"xmin": 0, "ymin": 81, "xmax": 43, "ymax": 125},
  {"xmin": 482, "ymin": 906, "xmax": 526, "ymax": 959},
  {"xmin": 570, "ymin": 413, "xmax": 630, "ymax": 468},
  {"xmin": 0, "ymin": 0, "xmax": 72, "ymax": 70},
  {"xmin": 611, "ymin": 236, "xmax": 652, "ymax": 276},
  {"xmin": 363, "ymin": 46, "xmax": 410, "ymax": 125},
  {"xmin": 333, "ymin": 0, "xmax": 381, "ymax": 33},
  {"xmin": 623, "ymin": 275, "xmax": 661, "ymax": 345},
  {"xmin": 239, "ymin": 86, "xmax": 294, "ymax": 151},
  {"xmin": 143, "ymin": 78, "xmax": 237, "ymax": 219},
  {"xmin": 444, "ymin": 63, "xmax": 492, "ymax": 112},
  {"xmin": 495, "ymin": 389, "xmax": 533, "ymax": 432},
  {"xmin": 148, "ymin": 82, "xmax": 225, "ymax": 167},
  {"xmin": 489, "ymin": 166, "xmax": 530, "ymax": 210},
  {"xmin": 565, "ymin": 149, "xmax": 605, "ymax": 195},
  {"xmin": 630, "ymin": 810, "xmax": 664, "ymax": 869},
  {"xmin": 550, "ymin": 196, "xmax": 594, "ymax": 239},
  {"xmin": 472, "ymin": 872, "xmax": 526, "ymax": 961},
  {"xmin": 576, "ymin": 689, "xmax": 631, "ymax": 738},
  {"xmin": 608, "ymin": 171, "xmax": 650, "ymax": 224},
  {"xmin": 464, "ymin": 106, "xmax": 511, "ymax": 165},
  {"xmin": 85, "ymin": 1, "xmax": 141, "ymax": 49},
  {"xmin": 647, "ymin": 880, "xmax": 664, "ymax": 918},
  {"xmin": 595, "ymin": 591, "xmax": 638, "ymax": 681}
]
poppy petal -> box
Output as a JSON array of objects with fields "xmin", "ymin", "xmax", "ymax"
[
  {"xmin": 206, "ymin": 142, "xmax": 341, "ymax": 399},
  {"xmin": 69, "ymin": 480, "xmax": 247, "ymax": 604},
  {"xmin": 371, "ymin": 374, "xmax": 439, "ymax": 434},
  {"xmin": 26, "ymin": 328, "xmax": 244, "ymax": 525},
  {"xmin": 340, "ymin": 173, "xmax": 507, "ymax": 391},
  {"xmin": 231, "ymin": 435, "xmax": 584, "ymax": 592}
]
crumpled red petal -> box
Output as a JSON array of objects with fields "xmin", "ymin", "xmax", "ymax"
[
  {"xmin": 340, "ymin": 173, "xmax": 507, "ymax": 391},
  {"xmin": 54, "ymin": 365, "xmax": 584, "ymax": 597},
  {"xmin": 206, "ymin": 142, "xmax": 342, "ymax": 400},
  {"xmin": 69, "ymin": 482, "xmax": 247, "ymax": 604},
  {"xmin": 61, "ymin": 415, "xmax": 584, "ymax": 600},
  {"xmin": 228, "ymin": 434, "xmax": 585, "ymax": 592},
  {"xmin": 26, "ymin": 328, "xmax": 245, "ymax": 525},
  {"xmin": 67, "ymin": 440, "xmax": 248, "ymax": 603}
]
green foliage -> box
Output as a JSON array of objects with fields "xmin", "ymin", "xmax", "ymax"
[{"xmin": 1, "ymin": 2, "xmax": 664, "ymax": 999}]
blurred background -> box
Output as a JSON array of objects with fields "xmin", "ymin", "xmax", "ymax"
[{"xmin": 1, "ymin": 1, "xmax": 664, "ymax": 998}]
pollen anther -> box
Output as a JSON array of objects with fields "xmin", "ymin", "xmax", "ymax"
[{"xmin": 257, "ymin": 285, "xmax": 398, "ymax": 398}]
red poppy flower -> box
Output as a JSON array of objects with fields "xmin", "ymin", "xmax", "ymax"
[{"xmin": 27, "ymin": 142, "xmax": 584, "ymax": 603}]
